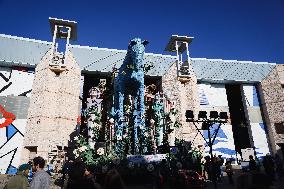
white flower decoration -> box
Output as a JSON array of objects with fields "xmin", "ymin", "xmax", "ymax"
[
  {"xmin": 97, "ymin": 148, "xmax": 105, "ymax": 156},
  {"xmin": 147, "ymin": 164, "xmax": 154, "ymax": 172},
  {"xmin": 73, "ymin": 149, "xmax": 79, "ymax": 158},
  {"xmin": 117, "ymin": 135, "xmax": 122, "ymax": 141},
  {"xmin": 128, "ymin": 162, "xmax": 134, "ymax": 169},
  {"xmin": 109, "ymin": 118, "xmax": 114, "ymax": 124},
  {"xmin": 144, "ymin": 132, "xmax": 149, "ymax": 138},
  {"xmin": 79, "ymin": 146, "xmax": 87, "ymax": 152},
  {"xmin": 74, "ymin": 136, "xmax": 79, "ymax": 141}
]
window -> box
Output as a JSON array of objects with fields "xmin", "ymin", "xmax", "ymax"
[
  {"xmin": 26, "ymin": 146, "xmax": 37, "ymax": 161},
  {"xmin": 275, "ymin": 122, "xmax": 284, "ymax": 134}
]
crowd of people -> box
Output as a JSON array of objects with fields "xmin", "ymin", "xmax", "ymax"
[
  {"xmin": 4, "ymin": 156, "xmax": 50, "ymax": 189},
  {"xmin": 236, "ymin": 153, "xmax": 284, "ymax": 189},
  {"xmin": 3, "ymin": 153, "xmax": 284, "ymax": 189},
  {"xmin": 3, "ymin": 156, "xmax": 126, "ymax": 189},
  {"xmin": 200, "ymin": 153, "xmax": 284, "ymax": 188},
  {"xmin": 63, "ymin": 160, "xmax": 126, "ymax": 189},
  {"xmin": 201, "ymin": 154, "xmax": 237, "ymax": 185}
]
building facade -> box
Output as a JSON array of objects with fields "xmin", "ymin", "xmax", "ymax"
[{"xmin": 0, "ymin": 20, "xmax": 283, "ymax": 174}]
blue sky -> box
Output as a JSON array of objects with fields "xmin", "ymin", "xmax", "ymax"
[{"xmin": 0, "ymin": 0, "xmax": 283, "ymax": 63}]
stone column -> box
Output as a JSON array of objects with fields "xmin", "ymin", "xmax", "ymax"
[
  {"xmin": 162, "ymin": 63, "xmax": 202, "ymax": 147},
  {"xmin": 21, "ymin": 48, "xmax": 81, "ymax": 163},
  {"xmin": 258, "ymin": 65, "xmax": 284, "ymax": 155}
]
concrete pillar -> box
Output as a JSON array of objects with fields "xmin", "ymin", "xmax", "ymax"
[
  {"xmin": 162, "ymin": 63, "xmax": 202, "ymax": 147},
  {"xmin": 258, "ymin": 65, "xmax": 284, "ymax": 156},
  {"xmin": 21, "ymin": 48, "xmax": 81, "ymax": 163}
]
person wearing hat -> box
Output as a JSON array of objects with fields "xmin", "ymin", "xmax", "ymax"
[{"xmin": 4, "ymin": 163, "xmax": 31, "ymax": 189}]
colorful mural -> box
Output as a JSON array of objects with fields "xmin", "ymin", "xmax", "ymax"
[
  {"xmin": 0, "ymin": 105, "xmax": 16, "ymax": 128},
  {"xmin": 0, "ymin": 66, "xmax": 34, "ymax": 174}
]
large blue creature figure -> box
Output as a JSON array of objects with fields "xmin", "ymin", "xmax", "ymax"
[{"xmin": 114, "ymin": 38, "xmax": 148, "ymax": 155}]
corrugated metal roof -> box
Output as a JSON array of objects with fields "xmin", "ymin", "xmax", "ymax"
[
  {"xmin": 0, "ymin": 34, "xmax": 52, "ymax": 67},
  {"xmin": 0, "ymin": 34, "xmax": 277, "ymax": 82},
  {"xmin": 69, "ymin": 45, "xmax": 176, "ymax": 76},
  {"xmin": 70, "ymin": 45, "xmax": 276, "ymax": 82},
  {"xmin": 191, "ymin": 58, "xmax": 276, "ymax": 83}
]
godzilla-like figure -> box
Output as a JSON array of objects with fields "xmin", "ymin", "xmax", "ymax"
[{"xmin": 114, "ymin": 38, "xmax": 149, "ymax": 154}]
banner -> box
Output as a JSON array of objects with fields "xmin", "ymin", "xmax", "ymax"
[{"xmin": 127, "ymin": 154, "xmax": 167, "ymax": 163}]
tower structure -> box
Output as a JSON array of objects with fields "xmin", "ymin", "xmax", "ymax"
[
  {"xmin": 21, "ymin": 18, "xmax": 81, "ymax": 163},
  {"xmin": 165, "ymin": 35, "xmax": 194, "ymax": 83},
  {"xmin": 163, "ymin": 35, "xmax": 202, "ymax": 147}
]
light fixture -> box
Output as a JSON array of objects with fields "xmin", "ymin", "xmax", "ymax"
[
  {"xmin": 185, "ymin": 109, "xmax": 228, "ymax": 189},
  {"xmin": 210, "ymin": 111, "xmax": 219, "ymax": 119},
  {"xmin": 198, "ymin": 111, "xmax": 207, "ymax": 119},
  {"xmin": 219, "ymin": 112, "xmax": 228, "ymax": 120},
  {"xmin": 185, "ymin": 110, "xmax": 194, "ymax": 121}
]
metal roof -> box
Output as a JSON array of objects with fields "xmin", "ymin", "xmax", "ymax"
[
  {"xmin": 0, "ymin": 34, "xmax": 277, "ymax": 82},
  {"xmin": 0, "ymin": 34, "xmax": 52, "ymax": 67},
  {"xmin": 191, "ymin": 58, "xmax": 276, "ymax": 83},
  {"xmin": 69, "ymin": 45, "xmax": 177, "ymax": 77},
  {"xmin": 49, "ymin": 17, "xmax": 78, "ymax": 40},
  {"xmin": 165, "ymin": 35, "xmax": 194, "ymax": 52},
  {"xmin": 70, "ymin": 45, "xmax": 276, "ymax": 82}
]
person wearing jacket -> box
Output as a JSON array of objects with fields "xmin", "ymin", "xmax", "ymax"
[
  {"xmin": 29, "ymin": 156, "xmax": 51, "ymax": 189},
  {"xmin": 4, "ymin": 163, "xmax": 31, "ymax": 189}
]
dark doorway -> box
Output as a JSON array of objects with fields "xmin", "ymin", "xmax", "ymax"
[{"xmin": 225, "ymin": 84, "xmax": 252, "ymax": 154}]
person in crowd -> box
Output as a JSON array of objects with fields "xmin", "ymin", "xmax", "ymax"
[
  {"xmin": 216, "ymin": 155, "xmax": 224, "ymax": 181},
  {"xmin": 66, "ymin": 160, "xmax": 97, "ymax": 189},
  {"xmin": 236, "ymin": 170, "xmax": 270, "ymax": 189},
  {"xmin": 84, "ymin": 164, "xmax": 103, "ymax": 189},
  {"xmin": 204, "ymin": 156, "xmax": 212, "ymax": 181},
  {"xmin": 61, "ymin": 159, "xmax": 73, "ymax": 189},
  {"xmin": 66, "ymin": 160, "xmax": 87, "ymax": 189},
  {"xmin": 263, "ymin": 154, "xmax": 275, "ymax": 184},
  {"xmin": 274, "ymin": 154, "xmax": 283, "ymax": 180},
  {"xmin": 104, "ymin": 168, "xmax": 126, "ymax": 189},
  {"xmin": 249, "ymin": 155, "xmax": 257, "ymax": 172},
  {"xmin": 4, "ymin": 163, "xmax": 31, "ymax": 189},
  {"xmin": 154, "ymin": 163, "xmax": 164, "ymax": 189},
  {"xmin": 255, "ymin": 156, "xmax": 261, "ymax": 171},
  {"xmin": 66, "ymin": 160, "xmax": 83, "ymax": 189},
  {"xmin": 27, "ymin": 161, "xmax": 33, "ymax": 182},
  {"xmin": 225, "ymin": 159, "xmax": 234, "ymax": 184},
  {"xmin": 30, "ymin": 156, "xmax": 50, "ymax": 189},
  {"xmin": 211, "ymin": 156, "xmax": 219, "ymax": 183},
  {"xmin": 46, "ymin": 163, "xmax": 53, "ymax": 176},
  {"xmin": 218, "ymin": 155, "xmax": 224, "ymax": 165}
]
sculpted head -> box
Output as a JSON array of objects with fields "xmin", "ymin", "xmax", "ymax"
[{"xmin": 128, "ymin": 38, "xmax": 149, "ymax": 65}]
